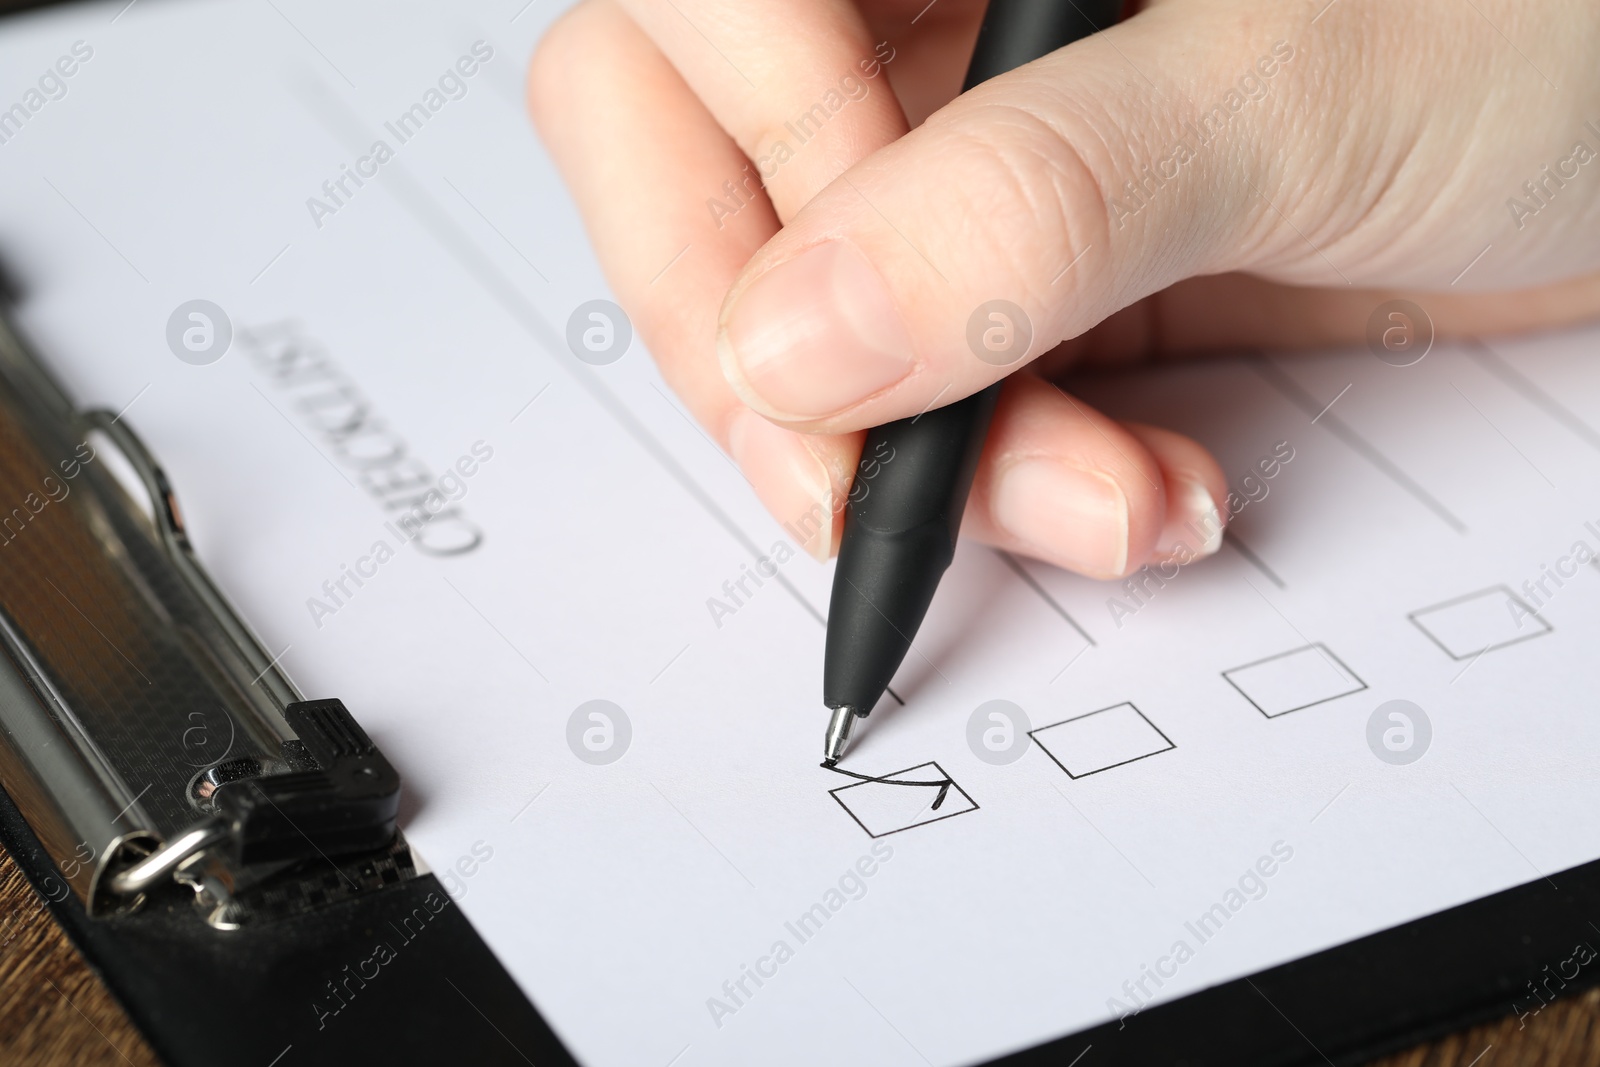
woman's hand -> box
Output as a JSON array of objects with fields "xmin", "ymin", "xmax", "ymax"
[{"xmin": 529, "ymin": 0, "xmax": 1600, "ymax": 576}]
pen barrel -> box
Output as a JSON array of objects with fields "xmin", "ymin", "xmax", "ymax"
[
  {"xmin": 962, "ymin": 0, "xmax": 1123, "ymax": 91},
  {"xmin": 822, "ymin": 0, "xmax": 1121, "ymax": 717},
  {"xmin": 823, "ymin": 384, "xmax": 1001, "ymax": 712}
]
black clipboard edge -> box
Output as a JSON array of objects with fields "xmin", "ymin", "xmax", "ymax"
[{"xmin": 989, "ymin": 857, "xmax": 1600, "ymax": 1066}]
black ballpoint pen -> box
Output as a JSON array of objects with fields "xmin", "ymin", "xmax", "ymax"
[{"xmin": 822, "ymin": 0, "xmax": 1123, "ymax": 766}]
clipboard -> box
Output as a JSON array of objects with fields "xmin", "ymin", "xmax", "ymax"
[{"xmin": 0, "ymin": 285, "xmax": 577, "ymax": 1066}]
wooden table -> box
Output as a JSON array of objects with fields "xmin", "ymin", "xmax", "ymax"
[{"xmin": 1, "ymin": 841, "xmax": 1595, "ymax": 1066}]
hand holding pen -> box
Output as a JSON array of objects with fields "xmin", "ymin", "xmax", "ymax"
[{"xmin": 532, "ymin": 0, "xmax": 1600, "ymax": 749}]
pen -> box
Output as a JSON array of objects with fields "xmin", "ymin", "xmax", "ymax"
[{"xmin": 822, "ymin": 0, "xmax": 1123, "ymax": 766}]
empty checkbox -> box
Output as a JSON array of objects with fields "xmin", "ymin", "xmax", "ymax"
[
  {"xmin": 1223, "ymin": 644, "xmax": 1366, "ymax": 718},
  {"xmin": 1028, "ymin": 703, "xmax": 1175, "ymax": 779},
  {"xmin": 1409, "ymin": 585, "xmax": 1551, "ymax": 660}
]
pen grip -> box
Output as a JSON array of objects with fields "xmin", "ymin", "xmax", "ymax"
[
  {"xmin": 823, "ymin": 384, "xmax": 1001, "ymax": 711},
  {"xmin": 847, "ymin": 383, "xmax": 1001, "ymax": 547}
]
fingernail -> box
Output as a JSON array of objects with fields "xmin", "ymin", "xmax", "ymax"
[
  {"xmin": 728, "ymin": 409, "xmax": 839, "ymax": 561},
  {"xmin": 993, "ymin": 459, "xmax": 1129, "ymax": 578},
  {"xmin": 719, "ymin": 241, "xmax": 915, "ymax": 419},
  {"xmin": 1154, "ymin": 478, "xmax": 1225, "ymax": 562}
]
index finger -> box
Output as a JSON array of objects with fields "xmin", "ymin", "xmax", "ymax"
[{"xmin": 615, "ymin": 0, "xmax": 914, "ymax": 220}]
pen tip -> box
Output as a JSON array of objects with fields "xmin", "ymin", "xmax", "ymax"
[{"xmin": 823, "ymin": 704, "xmax": 859, "ymax": 767}]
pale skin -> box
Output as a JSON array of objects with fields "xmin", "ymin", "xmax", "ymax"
[{"xmin": 528, "ymin": 0, "xmax": 1600, "ymax": 578}]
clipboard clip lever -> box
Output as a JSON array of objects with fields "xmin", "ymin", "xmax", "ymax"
[{"xmin": 0, "ymin": 305, "xmax": 413, "ymax": 927}]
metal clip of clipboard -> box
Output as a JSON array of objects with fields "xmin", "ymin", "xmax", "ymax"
[{"xmin": 0, "ymin": 303, "xmax": 415, "ymax": 929}]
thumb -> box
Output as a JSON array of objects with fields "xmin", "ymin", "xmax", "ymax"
[{"xmin": 716, "ymin": 2, "xmax": 1298, "ymax": 429}]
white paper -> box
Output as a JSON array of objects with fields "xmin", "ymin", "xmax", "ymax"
[{"xmin": 3, "ymin": 3, "xmax": 1599, "ymax": 1064}]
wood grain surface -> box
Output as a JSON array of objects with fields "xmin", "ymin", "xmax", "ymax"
[
  {"xmin": 0, "ymin": 842, "xmax": 158, "ymax": 1067},
  {"xmin": 1, "ymin": 840, "xmax": 1595, "ymax": 1067}
]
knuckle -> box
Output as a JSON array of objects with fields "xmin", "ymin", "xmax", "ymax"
[{"xmin": 927, "ymin": 101, "xmax": 1112, "ymax": 307}]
